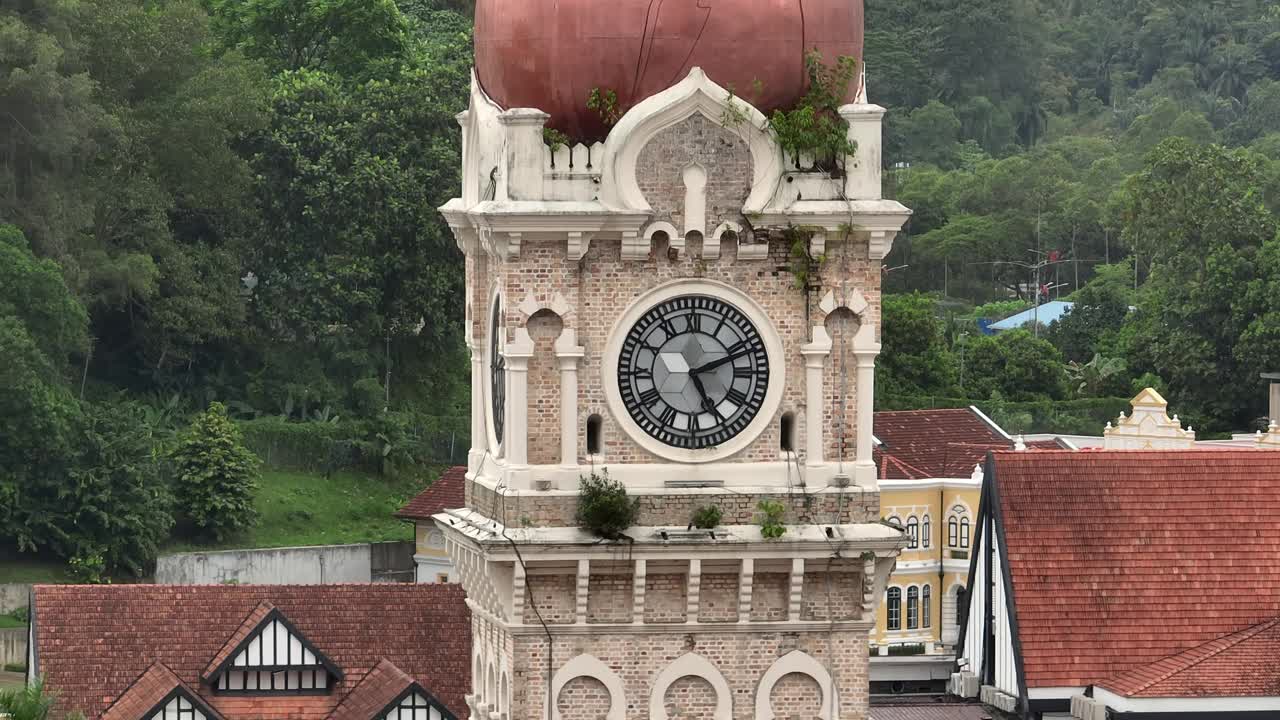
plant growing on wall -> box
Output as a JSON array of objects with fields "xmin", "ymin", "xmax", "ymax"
[
  {"xmin": 784, "ymin": 225, "xmax": 827, "ymax": 291},
  {"xmin": 587, "ymin": 87, "xmax": 622, "ymax": 127},
  {"xmin": 690, "ymin": 505, "xmax": 723, "ymax": 530},
  {"xmin": 767, "ymin": 52, "xmax": 859, "ymax": 171},
  {"xmin": 542, "ymin": 127, "xmax": 571, "ymax": 151},
  {"xmin": 757, "ymin": 499, "xmax": 787, "ymax": 539},
  {"xmin": 576, "ymin": 469, "xmax": 639, "ymax": 540}
]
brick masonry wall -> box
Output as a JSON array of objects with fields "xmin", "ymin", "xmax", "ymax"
[
  {"xmin": 526, "ymin": 574, "xmax": 576, "ymax": 625},
  {"xmin": 644, "ymin": 573, "xmax": 688, "ymax": 623},
  {"xmin": 558, "ymin": 675, "xmax": 612, "ymax": 720},
  {"xmin": 587, "ymin": 574, "xmax": 634, "ymax": 624},
  {"xmin": 469, "ymin": 478, "xmax": 879, "ymax": 528},
  {"xmin": 511, "ymin": 630, "xmax": 872, "ymax": 720},
  {"xmin": 800, "ymin": 571, "xmax": 862, "ymax": 622},
  {"xmin": 481, "ymin": 115, "xmax": 883, "ymax": 470},
  {"xmin": 749, "ymin": 574, "xmax": 789, "ymax": 622},
  {"xmin": 663, "ymin": 676, "xmax": 719, "ymax": 720},
  {"xmin": 697, "ymin": 574, "xmax": 739, "ymax": 623},
  {"xmin": 528, "ymin": 310, "xmax": 564, "ymax": 465},
  {"xmin": 769, "ymin": 672, "xmax": 824, "ymax": 720}
]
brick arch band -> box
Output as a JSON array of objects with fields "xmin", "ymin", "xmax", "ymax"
[
  {"xmin": 754, "ymin": 650, "xmax": 838, "ymax": 720},
  {"xmin": 649, "ymin": 652, "xmax": 733, "ymax": 720},
  {"xmin": 551, "ymin": 654, "xmax": 626, "ymax": 720}
]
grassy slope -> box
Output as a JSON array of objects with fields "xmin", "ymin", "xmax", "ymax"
[
  {"xmin": 0, "ymin": 467, "xmax": 441, "ymax": 581},
  {"xmin": 163, "ymin": 467, "xmax": 441, "ymax": 552}
]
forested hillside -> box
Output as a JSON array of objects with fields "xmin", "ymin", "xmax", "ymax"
[
  {"xmin": 3, "ymin": 0, "xmax": 1280, "ymax": 575},
  {"xmin": 869, "ymin": 0, "xmax": 1280, "ymax": 433}
]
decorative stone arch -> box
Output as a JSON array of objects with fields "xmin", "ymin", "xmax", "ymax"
[
  {"xmin": 551, "ymin": 654, "xmax": 626, "ymax": 720},
  {"xmin": 644, "ymin": 220, "xmax": 683, "ymax": 258},
  {"xmin": 649, "ymin": 652, "xmax": 733, "ymax": 720},
  {"xmin": 516, "ymin": 292, "xmax": 574, "ymax": 330},
  {"xmin": 600, "ymin": 67, "xmax": 783, "ymax": 214},
  {"xmin": 472, "ymin": 650, "xmax": 484, "ymax": 701},
  {"xmin": 755, "ymin": 650, "xmax": 838, "ymax": 720},
  {"xmin": 499, "ymin": 670, "xmax": 510, "ymax": 717},
  {"xmin": 486, "ymin": 660, "xmax": 497, "ymax": 705}
]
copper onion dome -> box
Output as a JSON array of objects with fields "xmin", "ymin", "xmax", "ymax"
[{"xmin": 474, "ymin": 0, "xmax": 865, "ymax": 141}]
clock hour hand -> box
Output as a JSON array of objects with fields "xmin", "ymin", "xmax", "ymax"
[
  {"xmin": 690, "ymin": 373, "xmax": 720, "ymax": 418},
  {"xmin": 692, "ymin": 348, "xmax": 751, "ymax": 375}
]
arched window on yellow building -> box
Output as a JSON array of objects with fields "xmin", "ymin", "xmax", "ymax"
[
  {"xmin": 922, "ymin": 585, "xmax": 931, "ymax": 628},
  {"xmin": 906, "ymin": 516, "xmax": 919, "ymax": 549},
  {"xmin": 886, "ymin": 588, "xmax": 901, "ymax": 630},
  {"xmin": 907, "ymin": 586, "xmax": 919, "ymax": 629},
  {"xmin": 922, "ymin": 515, "xmax": 931, "ymax": 548}
]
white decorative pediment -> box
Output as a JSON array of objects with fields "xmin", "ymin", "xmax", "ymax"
[
  {"xmin": 1104, "ymin": 388, "xmax": 1195, "ymax": 449},
  {"xmin": 599, "ymin": 67, "xmax": 783, "ymax": 215}
]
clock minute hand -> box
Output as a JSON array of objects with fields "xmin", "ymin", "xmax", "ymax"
[{"xmin": 692, "ymin": 348, "xmax": 751, "ymax": 375}]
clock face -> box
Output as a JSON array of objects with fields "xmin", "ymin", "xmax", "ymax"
[
  {"xmin": 618, "ymin": 294, "xmax": 770, "ymax": 449},
  {"xmin": 489, "ymin": 296, "xmax": 505, "ymax": 446}
]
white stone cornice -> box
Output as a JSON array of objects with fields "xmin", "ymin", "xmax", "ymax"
[
  {"xmin": 565, "ymin": 231, "xmax": 593, "ymax": 262},
  {"xmin": 752, "ymin": 199, "xmax": 912, "ymax": 234}
]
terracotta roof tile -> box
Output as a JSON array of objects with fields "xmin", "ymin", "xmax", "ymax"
[
  {"xmin": 100, "ymin": 663, "xmax": 220, "ymax": 720},
  {"xmin": 327, "ymin": 659, "xmax": 415, "ymax": 720},
  {"xmin": 396, "ymin": 467, "xmax": 466, "ymax": 520},
  {"xmin": 33, "ymin": 584, "xmax": 470, "ymax": 720},
  {"xmin": 202, "ymin": 601, "xmax": 275, "ymax": 682},
  {"xmin": 991, "ymin": 450, "xmax": 1280, "ymax": 691},
  {"xmin": 1099, "ymin": 617, "xmax": 1280, "ymax": 698},
  {"xmin": 875, "ymin": 408, "xmax": 1010, "ymax": 479}
]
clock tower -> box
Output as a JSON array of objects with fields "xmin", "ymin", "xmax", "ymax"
[{"xmin": 437, "ymin": 3, "xmax": 911, "ymax": 718}]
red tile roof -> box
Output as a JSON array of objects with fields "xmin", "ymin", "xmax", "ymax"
[
  {"xmin": 1099, "ymin": 617, "xmax": 1280, "ymax": 698},
  {"xmin": 202, "ymin": 601, "xmax": 275, "ymax": 682},
  {"xmin": 328, "ymin": 659, "xmax": 418, "ymax": 720},
  {"xmin": 875, "ymin": 408, "xmax": 1010, "ymax": 479},
  {"xmin": 396, "ymin": 467, "xmax": 466, "ymax": 520},
  {"xmin": 100, "ymin": 663, "xmax": 221, "ymax": 720},
  {"xmin": 992, "ymin": 450, "xmax": 1280, "ymax": 691},
  {"xmin": 33, "ymin": 584, "xmax": 470, "ymax": 720}
]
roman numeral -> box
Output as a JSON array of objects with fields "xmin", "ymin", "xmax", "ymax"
[
  {"xmin": 659, "ymin": 406, "xmax": 679, "ymax": 428},
  {"xmin": 639, "ymin": 388, "xmax": 661, "ymax": 407},
  {"xmin": 733, "ymin": 366, "xmax": 755, "ymax": 379},
  {"xmin": 686, "ymin": 310, "xmax": 702, "ymax": 333},
  {"xmin": 725, "ymin": 388, "xmax": 749, "ymax": 406}
]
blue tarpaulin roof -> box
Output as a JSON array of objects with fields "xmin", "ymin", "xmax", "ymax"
[{"xmin": 988, "ymin": 301, "xmax": 1075, "ymax": 331}]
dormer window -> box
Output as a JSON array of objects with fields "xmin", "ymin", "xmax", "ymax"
[
  {"xmin": 149, "ymin": 691, "xmax": 209, "ymax": 720},
  {"xmin": 205, "ymin": 604, "xmax": 342, "ymax": 694},
  {"xmin": 382, "ymin": 688, "xmax": 455, "ymax": 720}
]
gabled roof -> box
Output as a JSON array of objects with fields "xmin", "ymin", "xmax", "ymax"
[
  {"xmin": 1099, "ymin": 617, "xmax": 1280, "ymax": 699},
  {"xmin": 33, "ymin": 584, "xmax": 470, "ymax": 720},
  {"xmin": 986, "ymin": 450, "xmax": 1280, "ymax": 691},
  {"xmin": 328, "ymin": 659, "xmax": 454, "ymax": 720},
  {"xmin": 202, "ymin": 601, "xmax": 342, "ymax": 684},
  {"xmin": 396, "ymin": 467, "xmax": 466, "ymax": 520},
  {"xmin": 874, "ymin": 407, "xmax": 1011, "ymax": 479},
  {"xmin": 100, "ymin": 664, "xmax": 224, "ymax": 720}
]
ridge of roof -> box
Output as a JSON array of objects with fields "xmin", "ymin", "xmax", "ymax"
[
  {"xmin": 1098, "ymin": 617, "xmax": 1280, "ymax": 697},
  {"xmin": 201, "ymin": 600, "xmax": 276, "ymax": 682},
  {"xmin": 101, "ymin": 663, "xmax": 223, "ymax": 720},
  {"xmin": 327, "ymin": 658, "xmax": 415, "ymax": 720}
]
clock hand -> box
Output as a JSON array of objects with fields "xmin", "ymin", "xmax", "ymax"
[
  {"xmin": 692, "ymin": 348, "xmax": 751, "ymax": 375},
  {"xmin": 690, "ymin": 373, "xmax": 718, "ymax": 417}
]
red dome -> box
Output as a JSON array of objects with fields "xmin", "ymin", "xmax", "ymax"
[{"xmin": 475, "ymin": 0, "xmax": 865, "ymax": 141}]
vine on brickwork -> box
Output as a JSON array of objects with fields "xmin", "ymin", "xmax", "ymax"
[
  {"xmin": 757, "ymin": 500, "xmax": 787, "ymax": 540},
  {"xmin": 576, "ymin": 469, "xmax": 639, "ymax": 540}
]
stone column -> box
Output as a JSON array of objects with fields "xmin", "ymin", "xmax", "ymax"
[
  {"xmin": 555, "ymin": 329, "xmax": 585, "ymax": 470},
  {"xmin": 838, "ymin": 103, "xmax": 887, "ymax": 201},
  {"xmin": 503, "ymin": 328, "xmax": 535, "ymax": 469},
  {"xmin": 801, "ymin": 327, "xmax": 833, "ymax": 469},
  {"xmin": 469, "ymin": 336, "xmax": 487, "ymax": 473},
  {"xmin": 853, "ymin": 323, "xmax": 881, "ymax": 490},
  {"xmin": 497, "ymin": 108, "xmax": 549, "ymax": 202}
]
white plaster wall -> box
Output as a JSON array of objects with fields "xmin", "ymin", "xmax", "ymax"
[
  {"xmin": 156, "ymin": 544, "xmax": 374, "ymax": 585},
  {"xmin": 0, "ymin": 584, "xmax": 29, "ymax": 614},
  {"xmin": 0, "ymin": 627, "xmax": 26, "ymax": 667}
]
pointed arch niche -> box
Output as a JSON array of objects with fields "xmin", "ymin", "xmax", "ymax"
[
  {"xmin": 649, "ymin": 653, "xmax": 733, "ymax": 720},
  {"xmin": 754, "ymin": 651, "xmax": 838, "ymax": 720},
  {"xmin": 551, "ymin": 654, "xmax": 625, "ymax": 720},
  {"xmin": 599, "ymin": 68, "xmax": 783, "ymax": 215}
]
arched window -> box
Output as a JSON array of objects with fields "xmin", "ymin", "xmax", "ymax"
[
  {"xmin": 586, "ymin": 414, "xmax": 603, "ymax": 455},
  {"xmin": 922, "ymin": 515, "xmax": 931, "ymax": 549},
  {"xmin": 960, "ymin": 516, "xmax": 971, "ymax": 549},
  {"xmin": 886, "ymin": 588, "xmax": 901, "ymax": 631},
  {"xmin": 906, "ymin": 516, "xmax": 919, "ymax": 550},
  {"xmin": 907, "ymin": 587, "xmax": 919, "ymax": 630},
  {"xmin": 888, "ymin": 516, "xmax": 902, "ymax": 529},
  {"xmin": 948, "ymin": 516, "xmax": 958, "ymax": 547},
  {"xmin": 780, "ymin": 412, "xmax": 796, "ymax": 453},
  {"xmin": 922, "ymin": 585, "xmax": 932, "ymax": 628}
]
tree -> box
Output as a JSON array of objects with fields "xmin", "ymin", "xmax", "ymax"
[
  {"xmin": 1122, "ymin": 139, "xmax": 1279, "ymax": 429},
  {"xmin": 878, "ymin": 293, "xmax": 958, "ymax": 398},
  {"xmin": 963, "ymin": 330, "xmax": 1068, "ymax": 401},
  {"xmin": 172, "ymin": 402, "xmax": 261, "ymax": 540},
  {"xmin": 1047, "ymin": 282, "xmax": 1131, "ymax": 362},
  {"xmin": 0, "ymin": 677, "xmax": 81, "ymax": 720},
  {"xmin": 0, "ymin": 225, "xmax": 88, "ymax": 366}
]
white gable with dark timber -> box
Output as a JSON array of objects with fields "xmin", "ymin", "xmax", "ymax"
[{"xmin": 214, "ymin": 616, "xmax": 333, "ymax": 692}]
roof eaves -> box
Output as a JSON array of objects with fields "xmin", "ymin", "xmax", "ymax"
[{"xmin": 202, "ymin": 604, "xmax": 345, "ymax": 685}]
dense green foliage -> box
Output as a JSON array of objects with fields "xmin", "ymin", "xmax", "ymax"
[
  {"xmin": 576, "ymin": 471, "xmax": 639, "ymax": 540},
  {"xmin": 0, "ymin": 677, "xmax": 82, "ymax": 720},
  {"xmin": 874, "ymin": 0, "xmax": 1280, "ymax": 431},
  {"xmin": 172, "ymin": 403, "xmax": 261, "ymax": 541}
]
